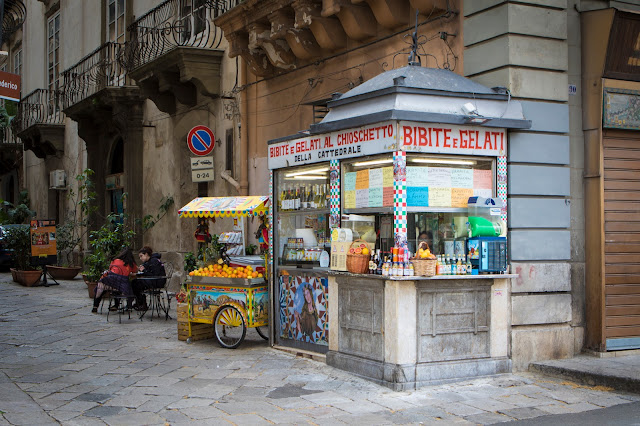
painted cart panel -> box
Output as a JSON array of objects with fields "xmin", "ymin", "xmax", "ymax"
[{"xmin": 188, "ymin": 283, "xmax": 268, "ymax": 327}]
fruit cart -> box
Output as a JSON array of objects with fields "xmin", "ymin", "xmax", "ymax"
[{"xmin": 178, "ymin": 196, "xmax": 270, "ymax": 348}]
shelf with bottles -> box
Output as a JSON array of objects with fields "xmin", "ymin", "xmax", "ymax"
[
  {"xmin": 279, "ymin": 237, "xmax": 331, "ymax": 267},
  {"xmin": 278, "ymin": 182, "xmax": 331, "ymax": 212}
]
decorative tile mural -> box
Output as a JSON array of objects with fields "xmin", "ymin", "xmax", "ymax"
[{"xmin": 279, "ymin": 275, "xmax": 328, "ymax": 346}]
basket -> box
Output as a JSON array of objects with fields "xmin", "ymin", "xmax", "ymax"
[
  {"xmin": 346, "ymin": 239, "xmax": 371, "ymax": 274},
  {"xmin": 412, "ymin": 258, "xmax": 437, "ymax": 276},
  {"xmin": 412, "ymin": 241, "xmax": 437, "ymax": 277}
]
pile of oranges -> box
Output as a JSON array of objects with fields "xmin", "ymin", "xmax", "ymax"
[{"xmin": 189, "ymin": 263, "xmax": 263, "ymax": 279}]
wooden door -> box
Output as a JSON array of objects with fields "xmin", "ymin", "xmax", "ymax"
[{"xmin": 603, "ymin": 130, "xmax": 640, "ymax": 349}]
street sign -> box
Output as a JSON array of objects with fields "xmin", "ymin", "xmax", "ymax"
[
  {"xmin": 187, "ymin": 125, "xmax": 215, "ymax": 156},
  {"xmin": 0, "ymin": 70, "xmax": 20, "ymax": 102},
  {"xmin": 192, "ymin": 169, "xmax": 214, "ymax": 182},
  {"xmin": 190, "ymin": 156, "xmax": 214, "ymax": 170}
]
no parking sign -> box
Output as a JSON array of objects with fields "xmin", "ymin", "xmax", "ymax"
[{"xmin": 187, "ymin": 125, "xmax": 215, "ymax": 156}]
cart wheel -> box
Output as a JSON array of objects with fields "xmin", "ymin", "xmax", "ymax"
[
  {"xmin": 214, "ymin": 305, "xmax": 246, "ymax": 349},
  {"xmin": 256, "ymin": 326, "xmax": 269, "ymax": 341}
]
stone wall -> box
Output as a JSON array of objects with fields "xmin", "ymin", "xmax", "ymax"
[{"xmin": 463, "ymin": 0, "xmax": 584, "ymax": 370}]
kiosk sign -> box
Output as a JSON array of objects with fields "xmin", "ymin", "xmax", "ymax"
[
  {"xmin": 268, "ymin": 121, "xmax": 397, "ymax": 169},
  {"xmin": 268, "ymin": 121, "xmax": 507, "ymax": 169}
]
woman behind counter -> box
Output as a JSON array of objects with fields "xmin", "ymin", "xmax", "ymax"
[{"xmin": 92, "ymin": 248, "xmax": 138, "ymax": 313}]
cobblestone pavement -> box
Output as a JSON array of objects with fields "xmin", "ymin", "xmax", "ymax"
[{"xmin": 0, "ymin": 273, "xmax": 638, "ymax": 425}]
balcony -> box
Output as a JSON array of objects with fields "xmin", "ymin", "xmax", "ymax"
[
  {"xmin": 214, "ymin": 0, "xmax": 451, "ymax": 77},
  {"xmin": 125, "ymin": 0, "xmax": 237, "ymax": 114},
  {"xmin": 61, "ymin": 42, "xmax": 144, "ymax": 143},
  {"xmin": 14, "ymin": 89, "xmax": 65, "ymax": 159}
]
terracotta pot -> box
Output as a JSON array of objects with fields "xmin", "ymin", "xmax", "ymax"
[
  {"xmin": 86, "ymin": 281, "xmax": 98, "ymax": 299},
  {"xmin": 15, "ymin": 270, "xmax": 43, "ymax": 287},
  {"xmin": 10, "ymin": 268, "xmax": 18, "ymax": 283},
  {"xmin": 47, "ymin": 265, "xmax": 83, "ymax": 280}
]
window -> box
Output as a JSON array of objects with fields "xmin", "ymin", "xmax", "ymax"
[
  {"xmin": 13, "ymin": 49, "xmax": 22, "ymax": 77},
  {"xmin": 47, "ymin": 13, "xmax": 60, "ymax": 92},
  {"xmin": 180, "ymin": 0, "xmax": 207, "ymax": 43},
  {"xmin": 107, "ymin": 0, "xmax": 126, "ymax": 44},
  {"xmin": 225, "ymin": 128, "xmax": 234, "ymax": 175}
]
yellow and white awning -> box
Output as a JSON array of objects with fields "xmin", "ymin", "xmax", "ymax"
[{"xmin": 178, "ymin": 196, "xmax": 269, "ymax": 218}]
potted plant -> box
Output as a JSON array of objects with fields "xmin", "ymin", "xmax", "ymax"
[
  {"xmin": 83, "ymin": 212, "xmax": 136, "ymax": 298},
  {"xmin": 49, "ymin": 169, "xmax": 96, "ymax": 280},
  {"xmin": 4, "ymin": 224, "xmax": 41, "ymax": 286}
]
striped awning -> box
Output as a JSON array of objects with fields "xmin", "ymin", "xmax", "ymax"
[{"xmin": 178, "ymin": 196, "xmax": 269, "ymax": 218}]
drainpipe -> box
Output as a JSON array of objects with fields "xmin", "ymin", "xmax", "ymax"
[
  {"xmin": 238, "ymin": 58, "xmax": 249, "ymax": 196},
  {"xmin": 221, "ymin": 170, "xmax": 241, "ymax": 192}
]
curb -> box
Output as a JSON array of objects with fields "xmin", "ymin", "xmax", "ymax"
[{"xmin": 529, "ymin": 362, "xmax": 640, "ymax": 394}]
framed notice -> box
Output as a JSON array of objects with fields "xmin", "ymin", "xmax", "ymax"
[
  {"xmin": 343, "ymin": 166, "xmax": 394, "ymax": 209},
  {"xmin": 405, "ymin": 163, "xmax": 494, "ymax": 208},
  {"xmin": 30, "ymin": 220, "xmax": 57, "ymax": 258}
]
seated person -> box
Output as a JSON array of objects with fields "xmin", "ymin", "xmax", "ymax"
[
  {"xmin": 92, "ymin": 248, "xmax": 138, "ymax": 313},
  {"xmin": 132, "ymin": 246, "xmax": 166, "ymax": 311},
  {"xmin": 418, "ymin": 230, "xmax": 433, "ymax": 250}
]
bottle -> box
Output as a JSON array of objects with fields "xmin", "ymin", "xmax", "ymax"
[
  {"xmin": 445, "ymin": 255, "xmax": 451, "ymax": 275},
  {"xmin": 313, "ymin": 184, "xmax": 321, "ymax": 209},
  {"xmin": 404, "ymin": 261, "xmax": 411, "ymax": 276},
  {"xmin": 376, "ymin": 250, "xmax": 383, "ymax": 275},
  {"xmin": 408, "ymin": 262, "xmax": 414, "ymax": 276},
  {"xmin": 397, "ymin": 261, "xmax": 404, "ymax": 276},
  {"xmin": 436, "ymin": 255, "xmax": 442, "ymax": 275},
  {"xmin": 457, "ymin": 256, "xmax": 463, "ymax": 275},
  {"xmin": 307, "ymin": 185, "xmax": 314, "ymax": 209},
  {"xmin": 451, "ymin": 255, "xmax": 457, "ymax": 275},
  {"xmin": 295, "ymin": 187, "xmax": 300, "ymax": 210},
  {"xmin": 382, "ymin": 256, "xmax": 389, "ymax": 276},
  {"xmin": 466, "ymin": 255, "xmax": 473, "ymax": 275},
  {"xmin": 300, "ymin": 185, "xmax": 307, "ymax": 210},
  {"xmin": 325, "ymin": 183, "xmax": 330, "ymax": 208},
  {"xmin": 279, "ymin": 186, "xmax": 286, "ymax": 210}
]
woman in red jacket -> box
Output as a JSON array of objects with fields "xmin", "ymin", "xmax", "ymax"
[{"xmin": 92, "ymin": 248, "xmax": 137, "ymax": 313}]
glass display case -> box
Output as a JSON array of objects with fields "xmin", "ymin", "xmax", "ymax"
[{"xmin": 275, "ymin": 163, "xmax": 331, "ymax": 269}]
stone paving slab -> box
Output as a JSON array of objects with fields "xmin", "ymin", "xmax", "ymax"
[{"xmin": 1, "ymin": 273, "xmax": 640, "ymax": 425}]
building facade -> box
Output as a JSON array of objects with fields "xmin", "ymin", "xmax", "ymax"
[{"xmin": 8, "ymin": 0, "xmax": 640, "ymax": 370}]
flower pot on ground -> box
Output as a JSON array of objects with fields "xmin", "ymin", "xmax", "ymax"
[
  {"xmin": 3, "ymin": 224, "xmax": 39, "ymax": 286},
  {"xmin": 47, "ymin": 265, "xmax": 82, "ymax": 280},
  {"xmin": 83, "ymin": 275, "xmax": 98, "ymax": 299},
  {"xmin": 10, "ymin": 268, "xmax": 17, "ymax": 283},
  {"xmin": 15, "ymin": 269, "xmax": 42, "ymax": 287}
]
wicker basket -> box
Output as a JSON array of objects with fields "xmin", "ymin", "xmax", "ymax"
[
  {"xmin": 412, "ymin": 258, "xmax": 437, "ymax": 276},
  {"xmin": 346, "ymin": 240, "xmax": 371, "ymax": 274},
  {"xmin": 412, "ymin": 241, "xmax": 437, "ymax": 277}
]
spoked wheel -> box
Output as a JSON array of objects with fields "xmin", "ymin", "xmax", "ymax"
[
  {"xmin": 256, "ymin": 326, "xmax": 269, "ymax": 340},
  {"xmin": 214, "ymin": 305, "xmax": 246, "ymax": 349}
]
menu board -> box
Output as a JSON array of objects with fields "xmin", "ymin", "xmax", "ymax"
[
  {"xmin": 344, "ymin": 167, "xmax": 394, "ymax": 209},
  {"xmin": 406, "ymin": 166, "xmax": 493, "ymax": 208}
]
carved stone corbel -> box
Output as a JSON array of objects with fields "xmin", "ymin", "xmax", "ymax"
[
  {"xmin": 226, "ymin": 31, "xmax": 275, "ymax": 77},
  {"xmin": 292, "ymin": 0, "xmax": 347, "ymax": 51},
  {"xmin": 352, "ymin": 0, "xmax": 409, "ymax": 29},
  {"xmin": 321, "ymin": 0, "xmax": 377, "ymax": 41},
  {"xmin": 269, "ymin": 9, "xmax": 323, "ymax": 60},
  {"xmin": 249, "ymin": 22, "xmax": 297, "ymax": 70}
]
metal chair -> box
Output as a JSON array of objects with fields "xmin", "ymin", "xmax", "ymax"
[
  {"xmin": 106, "ymin": 290, "xmax": 133, "ymax": 323},
  {"xmin": 140, "ymin": 261, "xmax": 174, "ymax": 321}
]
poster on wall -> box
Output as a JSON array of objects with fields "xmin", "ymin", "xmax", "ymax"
[
  {"xmin": 279, "ymin": 275, "xmax": 328, "ymax": 346},
  {"xmin": 189, "ymin": 285, "xmax": 268, "ymax": 327},
  {"xmin": 30, "ymin": 220, "xmax": 56, "ymax": 258}
]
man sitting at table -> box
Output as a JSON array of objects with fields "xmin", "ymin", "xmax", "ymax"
[{"xmin": 132, "ymin": 246, "xmax": 166, "ymax": 311}]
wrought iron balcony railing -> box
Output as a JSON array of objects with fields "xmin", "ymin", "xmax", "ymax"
[
  {"xmin": 1, "ymin": 122, "xmax": 19, "ymax": 145},
  {"xmin": 125, "ymin": 0, "xmax": 237, "ymax": 70},
  {"xmin": 14, "ymin": 89, "xmax": 64, "ymax": 133},
  {"xmin": 61, "ymin": 42, "xmax": 127, "ymax": 110}
]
